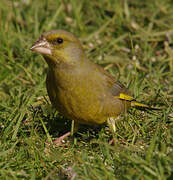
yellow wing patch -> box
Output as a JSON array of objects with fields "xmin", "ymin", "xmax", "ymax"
[
  {"xmin": 115, "ymin": 93, "xmax": 161, "ymax": 110},
  {"xmin": 131, "ymin": 101, "xmax": 149, "ymax": 108},
  {"xmin": 119, "ymin": 93, "xmax": 134, "ymax": 101},
  {"xmin": 115, "ymin": 93, "xmax": 159, "ymax": 109}
]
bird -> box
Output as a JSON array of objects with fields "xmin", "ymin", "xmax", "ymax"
[{"xmin": 30, "ymin": 30, "xmax": 154, "ymax": 145}]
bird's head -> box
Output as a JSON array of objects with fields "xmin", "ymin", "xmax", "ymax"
[{"xmin": 30, "ymin": 30, "xmax": 84, "ymax": 67}]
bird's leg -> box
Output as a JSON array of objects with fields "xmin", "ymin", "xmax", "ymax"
[
  {"xmin": 107, "ymin": 116, "xmax": 119, "ymax": 145},
  {"xmin": 107, "ymin": 117, "xmax": 118, "ymax": 132},
  {"xmin": 53, "ymin": 121, "xmax": 79, "ymax": 146}
]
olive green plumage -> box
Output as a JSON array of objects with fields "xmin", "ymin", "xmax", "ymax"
[{"xmin": 30, "ymin": 30, "xmax": 151, "ymax": 144}]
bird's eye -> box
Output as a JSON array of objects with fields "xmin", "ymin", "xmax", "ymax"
[{"xmin": 54, "ymin": 37, "xmax": 63, "ymax": 44}]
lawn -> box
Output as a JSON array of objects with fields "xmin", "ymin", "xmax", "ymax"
[{"xmin": 0, "ymin": 0, "xmax": 173, "ymax": 179}]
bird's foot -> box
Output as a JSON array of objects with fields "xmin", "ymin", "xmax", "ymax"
[
  {"xmin": 45, "ymin": 131, "xmax": 71, "ymax": 146},
  {"xmin": 53, "ymin": 131, "xmax": 71, "ymax": 146}
]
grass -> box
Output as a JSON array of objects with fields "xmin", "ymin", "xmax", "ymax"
[{"xmin": 0, "ymin": 0, "xmax": 173, "ymax": 179}]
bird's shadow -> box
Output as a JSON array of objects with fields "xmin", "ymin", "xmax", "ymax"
[
  {"xmin": 31, "ymin": 105, "xmax": 105, "ymax": 143},
  {"xmin": 46, "ymin": 115, "xmax": 105, "ymax": 142}
]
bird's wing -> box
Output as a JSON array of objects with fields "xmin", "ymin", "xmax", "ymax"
[
  {"xmin": 95, "ymin": 64, "xmax": 156, "ymax": 109},
  {"xmin": 94, "ymin": 63, "xmax": 130, "ymax": 96}
]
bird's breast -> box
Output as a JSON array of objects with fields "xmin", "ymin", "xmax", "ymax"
[
  {"xmin": 46, "ymin": 68, "xmax": 107, "ymax": 124},
  {"xmin": 46, "ymin": 65, "xmax": 129, "ymax": 125}
]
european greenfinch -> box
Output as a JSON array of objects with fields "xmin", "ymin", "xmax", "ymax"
[{"xmin": 30, "ymin": 30, "xmax": 153, "ymax": 145}]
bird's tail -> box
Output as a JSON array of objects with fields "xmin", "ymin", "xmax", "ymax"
[{"xmin": 117, "ymin": 93, "xmax": 160, "ymax": 110}]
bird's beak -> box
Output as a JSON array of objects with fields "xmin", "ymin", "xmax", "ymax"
[{"xmin": 30, "ymin": 38, "xmax": 52, "ymax": 56}]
